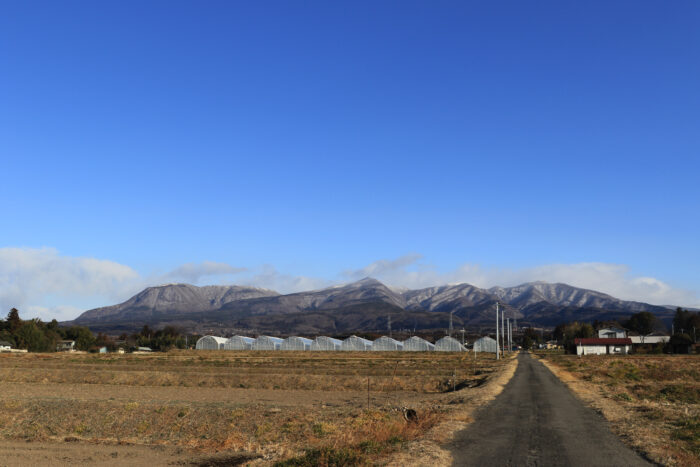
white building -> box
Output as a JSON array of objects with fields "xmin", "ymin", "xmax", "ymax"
[
  {"xmin": 310, "ymin": 336, "xmax": 342, "ymax": 351},
  {"xmin": 435, "ymin": 336, "xmax": 465, "ymax": 352},
  {"xmin": 252, "ymin": 336, "xmax": 284, "ymax": 351},
  {"xmin": 575, "ymin": 338, "xmax": 632, "ymax": 355},
  {"xmin": 597, "ymin": 327, "xmax": 626, "ymax": 339},
  {"xmin": 280, "ymin": 336, "xmax": 313, "ymax": 351},
  {"xmin": 195, "ymin": 336, "xmax": 227, "ymax": 350},
  {"xmin": 402, "ymin": 336, "xmax": 435, "ymax": 352},
  {"xmin": 372, "ymin": 336, "xmax": 404, "ymax": 351},
  {"xmin": 341, "ymin": 335, "xmax": 373, "ymax": 351},
  {"xmin": 473, "ymin": 336, "xmax": 498, "ymax": 353},
  {"xmin": 629, "ymin": 334, "xmax": 670, "ymax": 345},
  {"xmin": 0, "ymin": 340, "xmax": 12, "ymax": 351},
  {"xmin": 223, "ymin": 335, "xmax": 254, "ymax": 350}
]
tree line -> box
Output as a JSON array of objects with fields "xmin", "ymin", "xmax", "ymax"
[
  {"xmin": 519, "ymin": 308, "xmax": 699, "ymax": 353},
  {"xmin": 0, "ymin": 308, "xmax": 196, "ymax": 352}
]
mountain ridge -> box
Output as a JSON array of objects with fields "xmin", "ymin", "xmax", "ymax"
[{"xmin": 69, "ymin": 278, "xmax": 678, "ymax": 334}]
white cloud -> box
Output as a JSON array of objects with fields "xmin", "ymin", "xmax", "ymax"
[
  {"xmin": 242, "ymin": 265, "xmax": 333, "ymax": 294},
  {"xmin": 0, "ymin": 247, "xmax": 141, "ymax": 321},
  {"xmin": 0, "ymin": 248, "xmax": 249, "ymax": 321},
  {"xmin": 343, "ymin": 254, "xmax": 424, "ymax": 279},
  {"xmin": 348, "ymin": 256, "xmax": 699, "ymax": 307},
  {"xmin": 162, "ymin": 261, "xmax": 247, "ymax": 284},
  {"xmin": 1, "ymin": 248, "xmax": 697, "ymax": 322}
]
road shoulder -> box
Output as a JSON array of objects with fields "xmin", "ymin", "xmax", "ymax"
[
  {"xmin": 388, "ymin": 353, "xmax": 519, "ymax": 467},
  {"xmin": 537, "ymin": 354, "xmax": 694, "ymax": 466}
]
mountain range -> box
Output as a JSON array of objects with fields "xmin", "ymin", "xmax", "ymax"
[{"xmin": 69, "ymin": 278, "xmax": 677, "ymax": 335}]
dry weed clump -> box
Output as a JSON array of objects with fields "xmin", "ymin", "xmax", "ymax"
[{"xmin": 540, "ymin": 354, "xmax": 700, "ymax": 466}]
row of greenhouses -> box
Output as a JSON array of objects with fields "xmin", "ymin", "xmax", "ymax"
[{"xmin": 196, "ymin": 334, "xmax": 479, "ymax": 352}]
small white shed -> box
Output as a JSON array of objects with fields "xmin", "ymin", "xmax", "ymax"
[
  {"xmin": 310, "ymin": 336, "xmax": 342, "ymax": 351},
  {"xmin": 341, "ymin": 335, "xmax": 373, "ymax": 351},
  {"xmin": 252, "ymin": 336, "xmax": 284, "ymax": 351},
  {"xmin": 195, "ymin": 336, "xmax": 227, "ymax": 350},
  {"xmin": 402, "ymin": 336, "xmax": 435, "ymax": 352},
  {"xmin": 435, "ymin": 336, "xmax": 465, "ymax": 352},
  {"xmin": 372, "ymin": 336, "xmax": 404, "ymax": 351},
  {"xmin": 473, "ymin": 336, "xmax": 498, "ymax": 353},
  {"xmin": 223, "ymin": 335, "xmax": 255, "ymax": 350},
  {"xmin": 280, "ymin": 336, "xmax": 313, "ymax": 351}
]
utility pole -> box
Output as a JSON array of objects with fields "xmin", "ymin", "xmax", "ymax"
[
  {"xmin": 449, "ymin": 311, "xmax": 454, "ymax": 337},
  {"xmin": 509, "ymin": 320, "xmax": 513, "ymax": 351},
  {"xmin": 507, "ymin": 318, "xmax": 510, "ymax": 352},
  {"xmin": 496, "ymin": 302, "xmax": 500, "ymax": 360},
  {"xmin": 501, "ymin": 305, "xmax": 506, "ymax": 355},
  {"xmin": 460, "ymin": 328, "xmax": 466, "ymax": 346},
  {"xmin": 388, "ymin": 315, "xmax": 392, "ymax": 339}
]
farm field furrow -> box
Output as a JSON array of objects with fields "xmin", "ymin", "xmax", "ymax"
[{"xmin": 0, "ymin": 350, "xmax": 514, "ymax": 465}]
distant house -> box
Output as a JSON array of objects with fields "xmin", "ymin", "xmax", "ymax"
[
  {"xmin": 597, "ymin": 327, "xmax": 626, "ymax": 339},
  {"xmin": 57, "ymin": 340, "xmax": 75, "ymax": 352},
  {"xmin": 575, "ymin": 338, "xmax": 632, "ymax": 355},
  {"xmin": 544, "ymin": 340, "xmax": 561, "ymax": 350},
  {"xmin": 0, "ymin": 340, "xmax": 12, "ymax": 351},
  {"xmin": 136, "ymin": 346, "xmax": 152, "ymax": 352}
]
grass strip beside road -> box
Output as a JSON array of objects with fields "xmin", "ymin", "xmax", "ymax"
[{"xmin": 537, "ymin": 353, "xmax": 700, "ymax": 466}]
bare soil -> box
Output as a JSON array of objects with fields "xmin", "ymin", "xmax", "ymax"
[{"xmin": 0, "ymin": 350, "xmax": 514, "ymax": 466}]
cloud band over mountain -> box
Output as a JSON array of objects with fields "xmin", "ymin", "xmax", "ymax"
[{"xmin": 0, "ymin": 247, "xmax": 697, "ymax": 321}]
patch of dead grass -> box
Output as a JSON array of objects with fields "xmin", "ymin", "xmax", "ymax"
[{"xmin": 537, "ymin": 354, "xmax": 700, "ymax": 466}]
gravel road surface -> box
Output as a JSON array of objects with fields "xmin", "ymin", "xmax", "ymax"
[{"xmin": 450, "ymin": 352, "xmax": 650, "ymax": 466}]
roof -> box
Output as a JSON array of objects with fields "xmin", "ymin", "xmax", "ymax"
[
  {"xmin": 575, "ymin": 338, "xmax": 632, "ymax": 345},
  {"xmin": 201, "ymin": 336, "xmax": 228, "ymax": 344},
  {"xmin": 0, "ymin": 340, "xmax": 12, "ymax": 346}
]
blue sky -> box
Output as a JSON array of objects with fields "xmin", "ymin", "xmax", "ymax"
[{"xmin": 1, "ymin": 1, "xmax": 699, "ymax": 319}]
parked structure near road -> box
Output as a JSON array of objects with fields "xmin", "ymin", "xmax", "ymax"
[
  {"xmin": 196, "ymin": 336, "xmax": 227, "ymax": 350},
  {"xmin": 280, "ymin": 336, "xmax": 313, "ymax": 351},
  {"xmin": 435, "ymin": 336, "xmax": 465, "ymax": 352},
  {"xmin": 372, "ymin": 336, "xmax": 404, "ymax": 351},
  {"xmin": 57, "ymin": 340, "xmax": 76, "ymax": 352},
  {"xmin": 575, "ymin": 337, "xmax": 632, "ymax": 355},
  {"xmin": 0, "ymin": 340, "xmax": 12, "ymax": 351},
  {"xmin": 402, "ymin": 336, "xmax": 435, "ymax": 351},
  {"xmin": 310, "ymin": 336, "xmax": 342, "ymax": 351},
  {"xmin": 473, "ymin": 336, "xmax": 498, "ymax": 353}
]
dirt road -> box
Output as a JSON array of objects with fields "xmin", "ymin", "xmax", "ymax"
[{"xmin": 450, "ymin": 352, "xmax": 649, "ymax": 466}]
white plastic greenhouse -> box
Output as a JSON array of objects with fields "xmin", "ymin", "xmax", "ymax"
[
  {"xmin": 310, "ymin": 336, "xmax": 342, "ymax": 351},
  {"xmin": 435, "ymin": 336, "xmax": 465, "ymax": 352},
  {"xmin": 372, "ymin": 336, "xmax": 404, "ymax": 351},
  {"xmin": 402, "ymin": 336, "xmax": 436, "ymax": 351},
  {"xmin": 195, "ymin": 336, "xmax": 228, "ymax": 350},
  {"xmin": 341, "ymin": 335, "xmax": 373, "ymax": 351},
  {"xmin": 280, "ymin": 336, "xmax": 313, "ymax": 351},
  {"xmin": 473, "ymin": 336, "xmax": 498, "ymax": 353},
  {"xmin": 252, "ymin": 336, "xmax": 284, "ymax": 350},
  {"xmin": 223, "ymin": 335, "xmax": 254, "ymax": 350}
]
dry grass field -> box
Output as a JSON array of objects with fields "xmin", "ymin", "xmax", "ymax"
[
  {"xmin": 0, "ymin": 350, "xmax": 515, "ymax": 466},
  {"xmin": 538, "ymin": 353, "xmax": 700, "ymax": 466}
]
